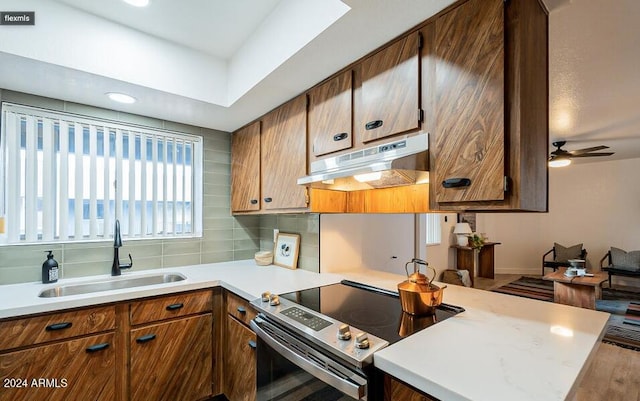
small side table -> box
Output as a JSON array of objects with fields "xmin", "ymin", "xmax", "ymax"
[
  {"xmin": 451, "ymin": 242, "xmax": 501, "ymax": 286},
  {"xmin": 542, "ymin": 267, "xmax": 608, "ymax": 309}
]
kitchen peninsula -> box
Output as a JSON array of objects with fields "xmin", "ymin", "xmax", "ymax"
[{"xmin": 0, "ymin": 261, "xmax": 608, "ymax": 401}]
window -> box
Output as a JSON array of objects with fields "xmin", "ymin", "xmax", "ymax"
[
  {"xmin": 425, "ymin": 213, "xmax": 441, "ymax": 245},
  {"xmin": 0, "ymin": 102, "xmax": 203, "ymax": 244}
]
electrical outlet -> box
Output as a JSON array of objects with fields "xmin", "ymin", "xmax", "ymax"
[{"xmin": 273, "ymin": 229, "xmax": 279, "ymax": 242}]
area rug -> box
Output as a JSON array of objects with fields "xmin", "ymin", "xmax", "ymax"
[{"xmin": 492, "ymin": 277, "xmax": 640, "ymax": 351}]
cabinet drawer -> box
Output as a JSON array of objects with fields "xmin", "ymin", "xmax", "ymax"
[
  {"xmin": 226, "ymin": 291, "xmax": 257, "ymax": 326},
  {"xmin": 0, "ymin": 305, "xmax": 116, "ymax": 351},
  {"xmin": 130, "ymin": 290, "xmax": 212, "ymax": 325}
]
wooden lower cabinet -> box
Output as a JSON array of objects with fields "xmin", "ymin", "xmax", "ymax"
[
  {"xmin": 224, "ymin": 315, "xmax": 257, "ymax": 401},
  {"xmin": 384, "ymin": 375, "xmax": 437, "ymax": 401},
  {"xmin": 0, "ymin": 332, "xmax": 115, "ymax": 401},
  {"xmin": 130, "ymin": 313, "xmax": 213, "ymax": 401}
]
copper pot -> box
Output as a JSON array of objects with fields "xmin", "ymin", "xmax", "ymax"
[{"xmin": 397, "ymin": 259, "xmax": 446, "ymax": 316}]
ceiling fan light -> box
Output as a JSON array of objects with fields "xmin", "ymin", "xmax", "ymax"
[{"xmin": 548, "ymin": 157, "xmax": 571, "ymax": 168}]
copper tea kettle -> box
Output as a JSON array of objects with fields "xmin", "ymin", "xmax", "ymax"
[{"xmin": 397, "ymin": 258, "xmax": 446, "ymax": 316}]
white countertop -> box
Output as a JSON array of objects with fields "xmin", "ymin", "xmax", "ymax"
[
  {"xmin": 341, "ymin": 270, "xmax": 609, "ymax": 401},
  {"xmin": 0, "ymin": 262, "xmax": 609, "ymax": 401},
  {"xmin": 0, "ymin": 260, "xmax": 343, "ymax": 319}
]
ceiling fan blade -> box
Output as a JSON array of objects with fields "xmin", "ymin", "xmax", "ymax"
[
  {"xmin": 568, "ymin": 145, "xmax": 609, "ymax": 156},
  {"xmin": 571, "ymin": 152, "xmax": 615, "ymax": 158}
]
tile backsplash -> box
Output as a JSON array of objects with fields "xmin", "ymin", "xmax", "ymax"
[
  {"xmin": 0, "ymin": 89, "xmax": 268, "ymax": 285},
  {"xmin": 259, "ymin": 214, "xmax": 320, "ymax": 273}
]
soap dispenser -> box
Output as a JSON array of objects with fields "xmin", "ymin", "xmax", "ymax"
[{"xmin": 42, "ymin": 251, "xmax": 59, "ymax": 284}]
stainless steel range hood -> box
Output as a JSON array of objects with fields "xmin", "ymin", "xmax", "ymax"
[{"xmin": 297, "ymin": 133, "xmax": 429, "ymax": 191}]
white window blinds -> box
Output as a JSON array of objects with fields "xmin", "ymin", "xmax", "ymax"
[
  {"xmin": 0, "ymin": 103, "xmax": 203, "ymax": 244},
  {"xmin": 425, "ymin": 213, "xmax": 442, "ymax": 245}
]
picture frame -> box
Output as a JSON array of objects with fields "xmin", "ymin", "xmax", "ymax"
[{"xmin": 273, "ymin": 232, "xmax": 301, "ymax": 270}]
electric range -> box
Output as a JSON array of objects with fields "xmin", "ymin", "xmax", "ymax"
[{"xmin": 249, "ymin": 280, "xmax": 464, "ymax": 400}]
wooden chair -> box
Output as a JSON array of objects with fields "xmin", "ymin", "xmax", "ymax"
[
  {"xmin": 600, "ymin": 250, "xmax": 640, "ymax": 288},
  {"xmin": 542, "ymin": 246, "xmax": 587, "ymax": 275}
]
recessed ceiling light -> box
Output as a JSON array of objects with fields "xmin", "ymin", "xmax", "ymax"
[
  {"xmin": 106, "ymin": 92, "xmax": 136, "ymax": 104},
  {"xmin": 123, "ymin": 0, "xmax": 150, "ymax": 7}
]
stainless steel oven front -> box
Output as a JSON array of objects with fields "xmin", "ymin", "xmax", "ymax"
[{"xmin": 251, "ymin": 315, "xmax": 371, "ymax": 400}]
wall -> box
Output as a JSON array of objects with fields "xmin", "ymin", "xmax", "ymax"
[
  {"xmin": 259, "ymin": 214, "xmax": 320, "ymax": 273},
  {"xmin": 0, "ymin": 89, "xmax": 260, "ymax": 285},
  {"xmin": 475, "ymin": 158, "xmax": 640, "ymax": 284},
  {"xmin": 319, "ymin": 214, "xmax": 421, "ymax": 275}
]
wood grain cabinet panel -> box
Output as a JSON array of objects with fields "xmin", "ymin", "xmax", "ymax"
[
  {"xmin": 308, "ymin": 70, "xmax": 353, "ymax": 157},
  {"xmin": 224, "ymin": 315, "xmax": 256, "ymax": 401},
  {"xmin": 0, "ymin": 305, "xmax": 115, "ymax": 350},
  {"xmin": 225, "ymin": 291, "xmax": 257, "ymax": 326},
  {"xmin": 0, "ymin": 333, "xmax": 116, "ymax": 401},
  {"xmin": 130, "ymin": 314, "xmax": 213, "ymax": 401},
  {"xmin": 384, "ymin": 375, "xmax": 437, "ymax": 401},
  {"xmin": 429, "ymin": 0, "xmax": 548, "ymax": 211},
  {"xmin": 231, "ymin": 121, "xmax": 261, "ymax": 212},
  {"xmin": 129, "ymin": 289, "xmax": 212, "ymax": 326},
  {"xmin": 358, "ymin": 32, "xmax": 421, "ymax": 143},
  {"xmin": 432, "ymin": 0, "xmax": 505, "ymax": 203},
  {"xmin": 261, "ymin": 95, "xmax": 308, "ymax": 210}
]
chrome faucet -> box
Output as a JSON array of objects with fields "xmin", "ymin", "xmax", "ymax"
[{"xmin": 112, "ymin": 220, "xmax": 133, "ymax": 276}]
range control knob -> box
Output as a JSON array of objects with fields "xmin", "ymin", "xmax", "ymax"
[
  {"xmin": 354, "ymin": 332, "xmax": 370, "ymax": 349},
  {"xmin": 261, "ymin": 291, "xmax": 271, "ymax": 302},
  {"xmin": 337, "ymin": 324, "xmax": 352, "ymax": 341},
  {"xmin": 269, "ymin": 294, "xmax": 280, "ymax": 306}
]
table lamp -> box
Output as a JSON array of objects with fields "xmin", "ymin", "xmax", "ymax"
[{"xmin": 453, "ymin": 223, "xmax": 472, "ymax": 246}]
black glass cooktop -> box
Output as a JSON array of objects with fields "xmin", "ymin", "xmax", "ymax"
[{"xmin": 280, "ymin": 280, "xmax": 464, "ymax": 344}]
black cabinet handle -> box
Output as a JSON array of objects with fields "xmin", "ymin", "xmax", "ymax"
[
  {"xmin": 365, "ymin": 120, "xmax": 383, "ymax": 130},
  {"xmin": 264, "ymin": 197, "xmax": 272, "ymax": 203},
  {"xmin": 250, "ymin": 199, "xmax": 258, "ymax": 205},
  {"xmin": 86, "ymin": 343, "xmax": 110, "ymax": 353},
  {"xmin": 236, "ymin": 306, "xmax": 246, "ymax": 314},
  {"xmin": 442, "ymin": 178, "xmax": 472, "ymax": 188},
  {"xmin": 166, "ymin": 303, "xmax": 184, "ymax": 311},
  {"xmin": 248, "ymin": 340, "xmax": 257, "ymax": 349},
  {"xmin": 136, "ymin": 334, "xmax": 157, "ymax": 344},
  {"xmin": 46, "ymin": 322, "xmax": 72, "ymax": 331},
  {"xmin": 333, "ymin": 132, "xmax": 348, "ymax": 141}
]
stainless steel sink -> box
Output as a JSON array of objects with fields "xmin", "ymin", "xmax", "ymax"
[{"xmin": 38, "ymin": 273, "xmax": 187, "ymax": 298}]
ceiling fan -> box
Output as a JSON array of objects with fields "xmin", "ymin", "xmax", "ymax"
[{"xmin": 548, "ymin": 140, "xmax": 614, "ymax": 167}]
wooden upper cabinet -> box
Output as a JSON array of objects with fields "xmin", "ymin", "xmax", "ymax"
[
  {"xmin": 432, "ymin": 0, "xmax": 505, "ymax": 203},
  {"xmin": 358, "ymin": 32, "xmax": 421, "ymax": 143},
  {"xmin": 261, "ymin": 95, "xmax": 308, "ymax": 210},
  {"xmin": 231, "ymin": 121, "xmax": 261, "ymax": 212},
  {"xmin": 308, "ymin": 70, "xmax": 353, "ymax": 157}
]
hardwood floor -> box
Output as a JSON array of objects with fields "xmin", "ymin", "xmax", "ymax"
[{"xmin": 476, "ymin": 274, "xmax": 640, "ymax": 401}]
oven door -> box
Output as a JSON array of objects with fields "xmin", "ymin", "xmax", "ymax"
[{"xmin": 250, "ymin": 316, "xmax": 368, "ymax": 401}]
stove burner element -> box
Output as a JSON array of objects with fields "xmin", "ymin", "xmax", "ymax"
[{"xmin": 340, "ymin": 307, "xmax": 397, "ymax": 332}]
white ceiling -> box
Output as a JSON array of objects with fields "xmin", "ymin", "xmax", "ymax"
[
  {"xmin": 56, "ymin": 0, "xmax": 282, "ymax": 59},
  {"xmin": 0, "ymin": 0, "xmax": 639, "ymax": 163}
]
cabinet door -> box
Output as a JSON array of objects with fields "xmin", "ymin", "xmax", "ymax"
[
  {"xmin": 432, "ymin": 0, "xmax": 505, "ymax": 203},
  {"xmin": 384, "ymin": 375, "xmax": 437, "ymax": 401},
  {"xmin": 358, "ymin": 32, "xmax": 421, "ymax": 143},
  {"xmin": 224, "ymin": 315, "xmax": 256, "ymax": 401},
  {"xmin": 0, "ymin": 333, "xmax": 115, "ymax": 401},
  {"xmin": 231, "ymin": 121, "xmax": 261, "ymax": 212},
  {"xmin": 261, "ymin": 95, "xmax": 308, "ymax": 210},
  {"xmin": 130, "ymin": 314, "xmax": 212, "ymax": 401},
  {"xmin": 308, "ymin": 70, "xmax": 353, "ymax": 157}
]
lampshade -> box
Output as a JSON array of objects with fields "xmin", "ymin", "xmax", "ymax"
[{"xmin": 453, "ymin": 222, "xmax": 472, "ymax": 235}]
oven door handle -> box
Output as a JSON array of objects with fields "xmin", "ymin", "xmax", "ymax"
[{"xmin": 250, "ymin": 317, "xmax": 366, "ymax": 400}]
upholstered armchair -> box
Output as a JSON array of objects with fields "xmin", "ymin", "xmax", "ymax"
[{"xmin": 542, "ymin": 243, "xmax": 587, "ymax": 275}]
